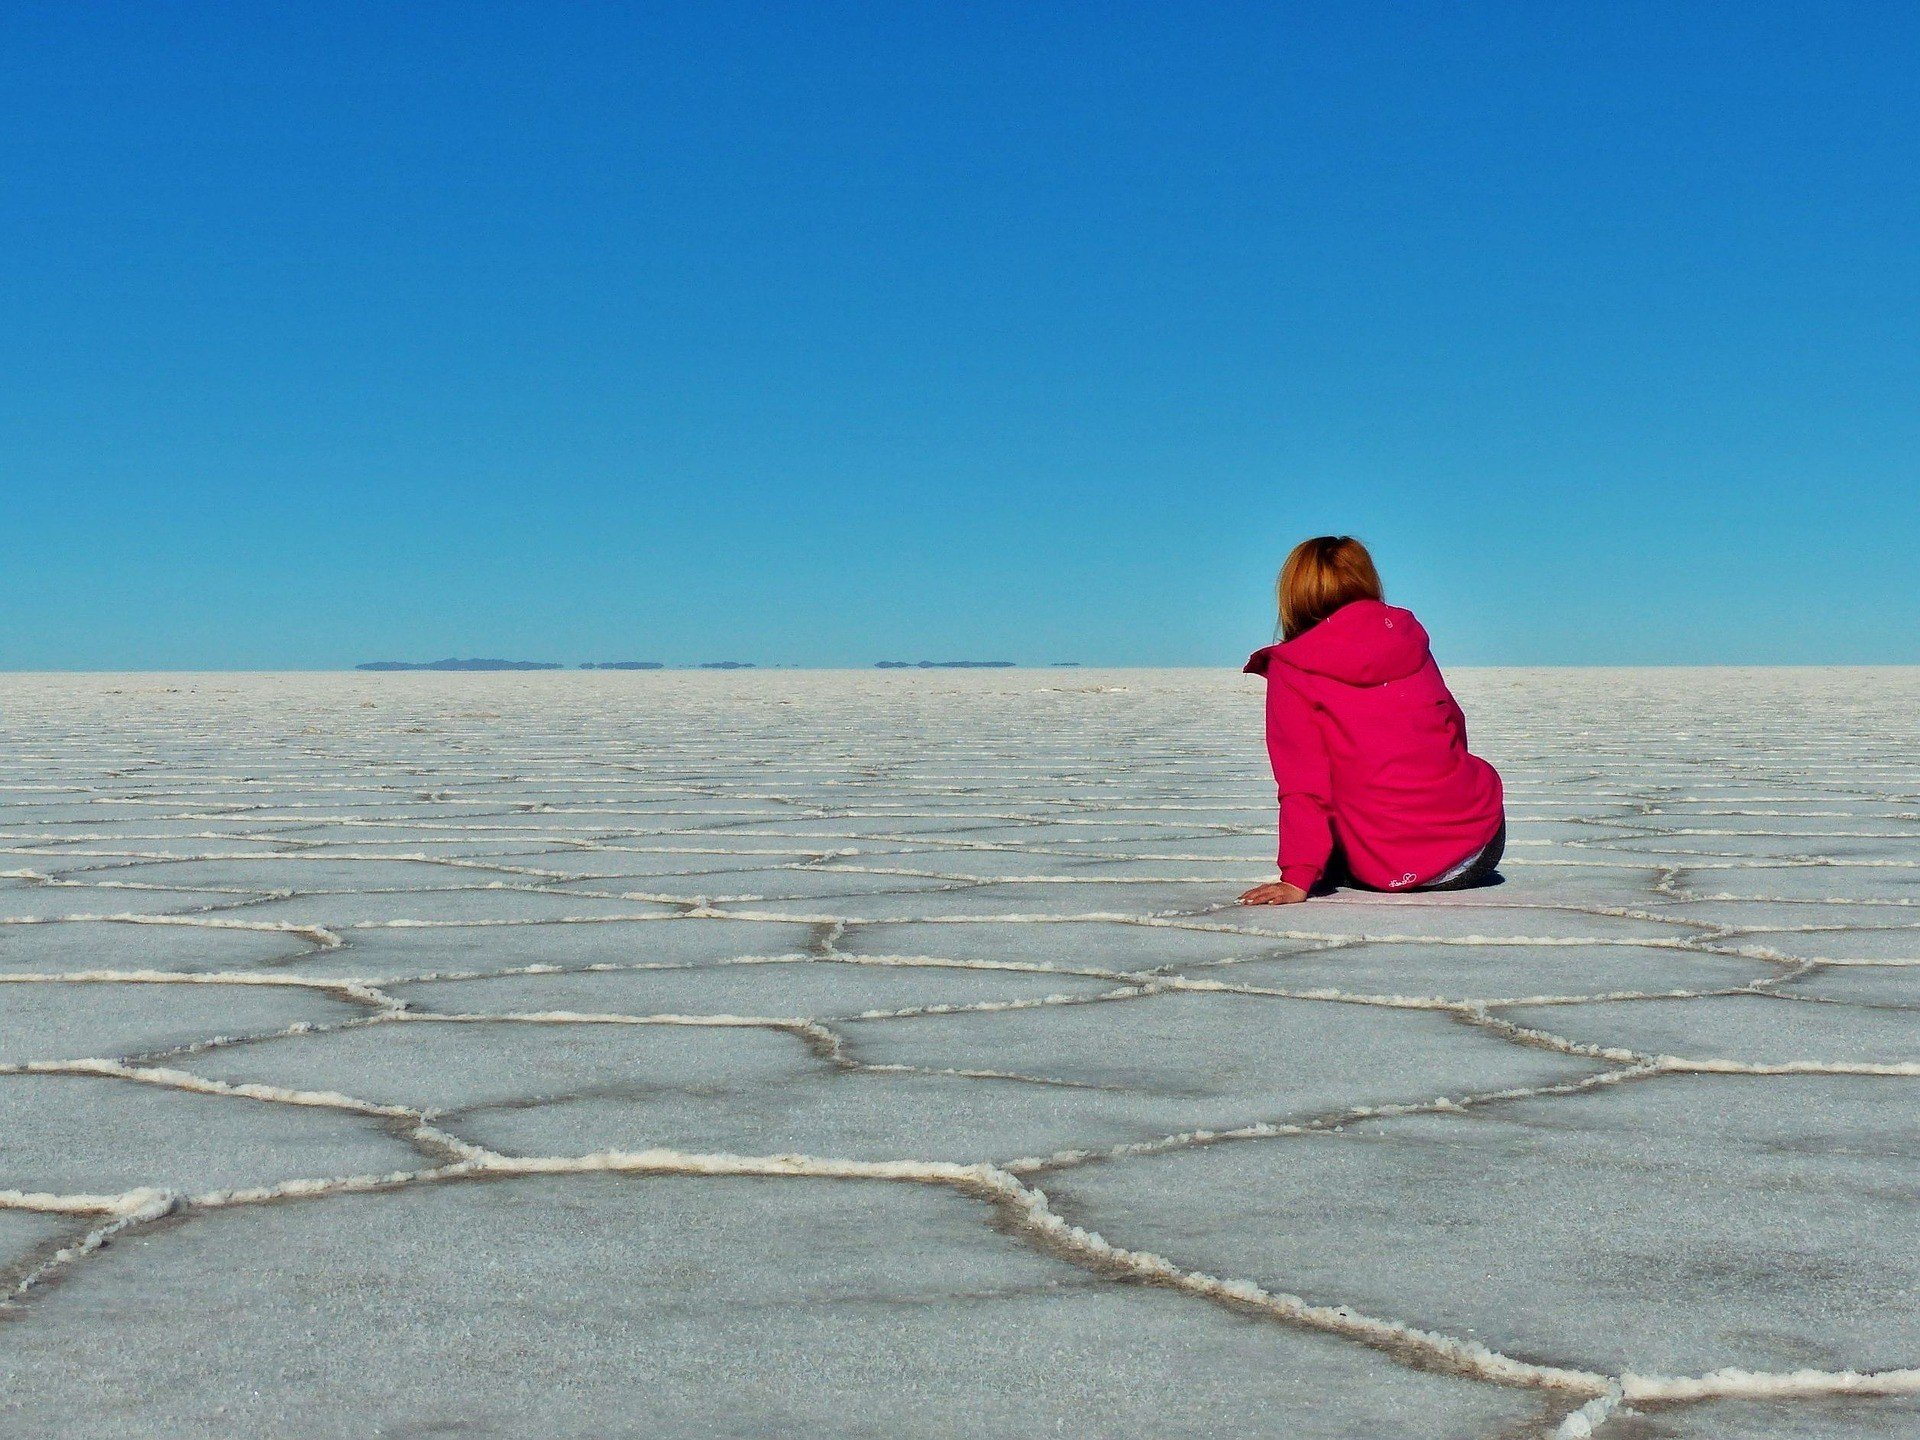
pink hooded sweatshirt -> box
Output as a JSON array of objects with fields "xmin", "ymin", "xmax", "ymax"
[{"xmin": 1244, "ymin": 599, "xmax": 1503, "ymax": 892}]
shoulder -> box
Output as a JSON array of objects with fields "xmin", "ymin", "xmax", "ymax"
[{"xmin": 1263, "ymin": 667, "xmax": 1322, "ymax": 717}]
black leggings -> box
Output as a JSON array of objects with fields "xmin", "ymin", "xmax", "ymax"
[{"xmin": 1319, "ymin": 820, "xmax": 1505, "ymax": 894}]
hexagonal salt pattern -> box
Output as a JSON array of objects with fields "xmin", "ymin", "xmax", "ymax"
[
  {"xmin": 0, "ymin": 666, "xmax": 1914, "ymax": 1438},
  {"xmin": 1042, "ymin": 1074, "xmax": 1920, "ymax": 1379},
  {"xmin": 0, "ymin": 1176, "xmax": 1542, "ymax": 1439}
]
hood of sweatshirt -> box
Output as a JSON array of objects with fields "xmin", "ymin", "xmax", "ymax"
[{"xmin": 1243, "ymin": 599, "xmax": 1432, "ymax": 687}]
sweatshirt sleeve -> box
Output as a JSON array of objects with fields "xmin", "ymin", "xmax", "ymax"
[
  {"xmin": 1444, "ymin": 690, "xmax": 1470, "ymax": 749},
  {"xmin": 1263, "ymin": 677, "xmax": 1334, "ymax": 891}
]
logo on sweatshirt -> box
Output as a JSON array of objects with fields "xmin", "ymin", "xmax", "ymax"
[{"xmin": 1389, "ymin": 871, "xmax": 1417, "ymax": 888}]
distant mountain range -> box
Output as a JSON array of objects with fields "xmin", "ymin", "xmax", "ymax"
[
  {"xmin": 358, "ymin": 658, "xmax": 668, "ymax": 671},
  {"xmin": 875, "ymin": 660, "xmax": 1016, "ymax": 669},
  {"xmin": 356, "ymin": 658, "xmax": 565, "ymax": 671},
  {"xmin": 356, "ymin": 658, "xmax": 1060, "ymax": 671}
]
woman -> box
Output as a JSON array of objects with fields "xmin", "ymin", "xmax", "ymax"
[{"xmin": 1239, "ymin": 535, "xmax": 1504, "ymax": 906}]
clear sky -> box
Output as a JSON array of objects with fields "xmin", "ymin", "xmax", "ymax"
[{"xmin": 5, "ymin": 2, "xmax": 1916, "ymax": 669}]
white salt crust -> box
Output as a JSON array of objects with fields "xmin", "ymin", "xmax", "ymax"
[{"xmin": 0, "ymin": 666, "xmax": 1915, "ymax": 1437}]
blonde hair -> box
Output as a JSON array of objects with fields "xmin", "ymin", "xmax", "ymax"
[{"xmin": 1276, "ymin": 535, "xmax": 1384, "ymax": 641}]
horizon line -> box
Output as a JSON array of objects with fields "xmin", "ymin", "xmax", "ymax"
[{"xmin": 3, "ymin": 662, "xmax": 1918, "ymax": 675}]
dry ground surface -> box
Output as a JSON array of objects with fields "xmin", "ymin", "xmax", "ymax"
[{"xmin": 0, "ymin": 668, "xmax": 1915, "ymax": 1438}]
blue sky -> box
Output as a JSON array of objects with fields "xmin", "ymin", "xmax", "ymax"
[{"xmin": 4, "ymin": 2, "xmax": 1916, "ymax": 668}]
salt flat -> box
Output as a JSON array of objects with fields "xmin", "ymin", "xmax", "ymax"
[{"xmin": 0, "ymin": 667, "xmax": 1915, "ymax": 1439}]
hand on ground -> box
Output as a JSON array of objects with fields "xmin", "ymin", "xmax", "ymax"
[{"xmin": 1238, "ymin": 880, "xmax": 1308, "ymax": 906}]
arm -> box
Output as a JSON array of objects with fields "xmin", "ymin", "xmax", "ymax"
[
  {"xmin": 1444, "ymin": 690, "xmax": 1470, "ymax": 749},
  {"xmin": 1265, "ymin": 677, "xmax": 1334, "ymax": 892}
]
